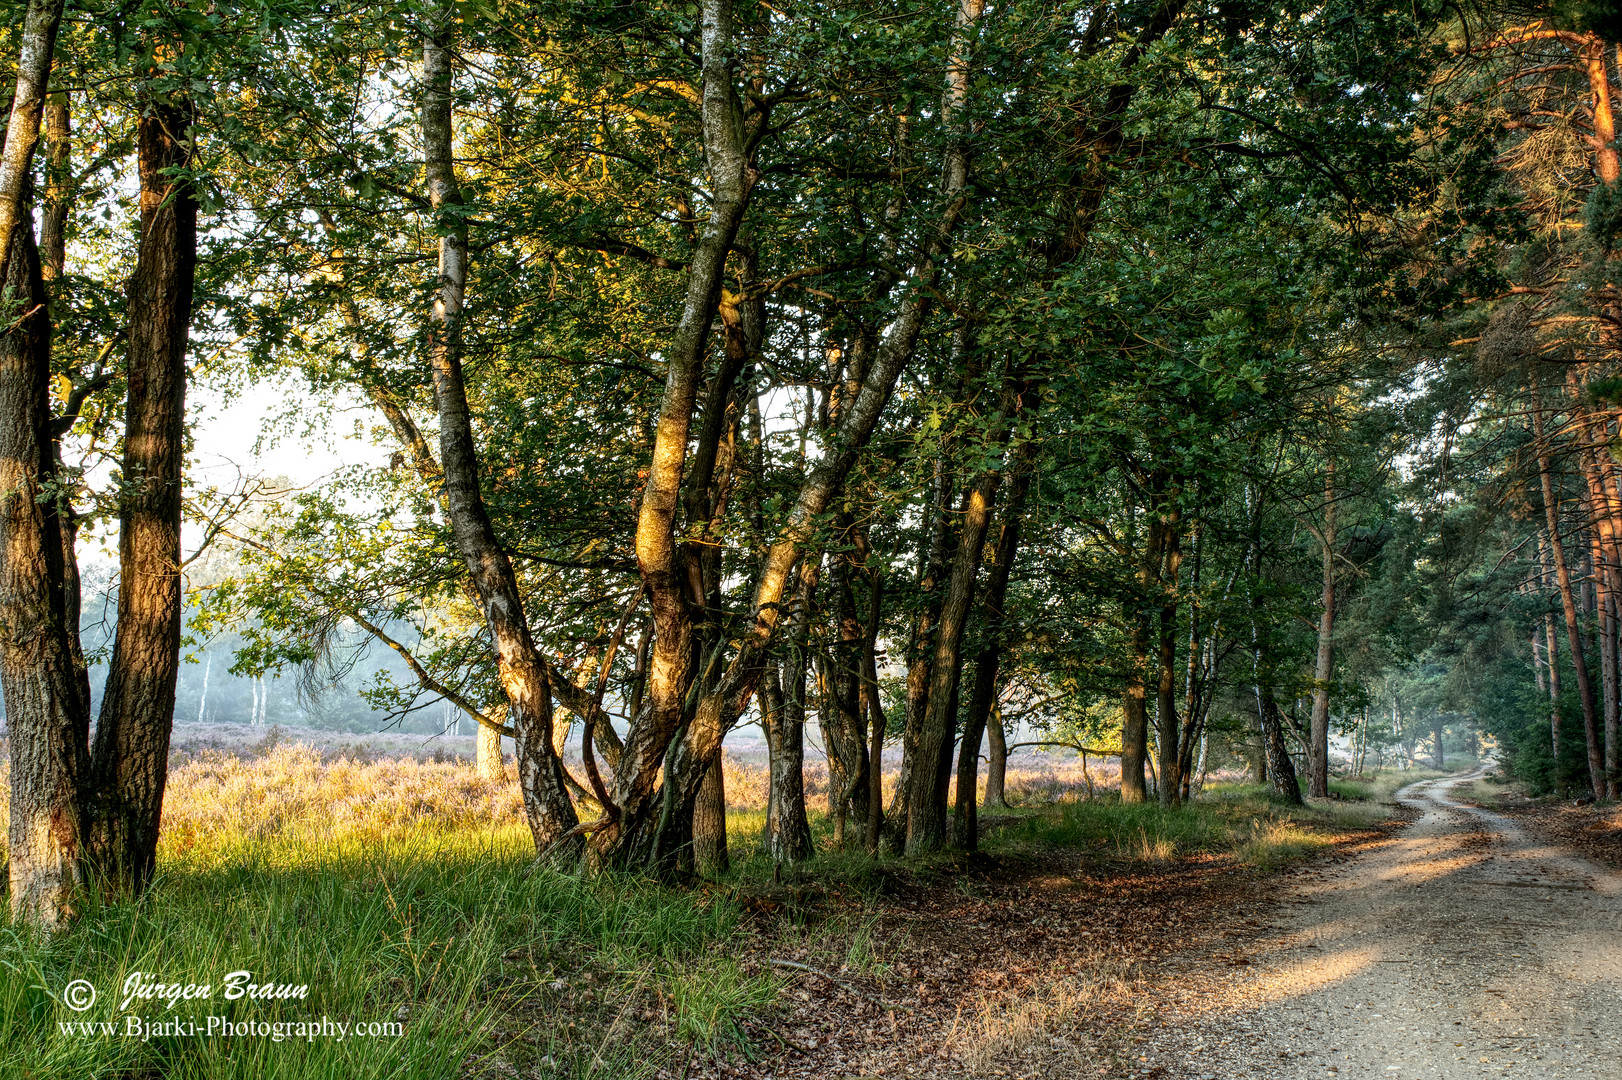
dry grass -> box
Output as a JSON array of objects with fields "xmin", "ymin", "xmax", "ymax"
[
  {"xmin": 166, "ymin": 744, "xmax": 526, "ymax": 843},
  {"xmin": 0, "ymin": 740, "xmax": 530, "ymax": 867},
  {"xmin": 951, "ymin": 954, "xmax": 1142, "ymax": 1076},
  {"xmin": 0, "ymin": 738, "xmax": 1432, "ymax": 870}
]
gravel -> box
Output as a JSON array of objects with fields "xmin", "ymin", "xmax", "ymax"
[{"xmin": 1140, "ymin": 767, "xmax": 1622, "ymax": 1080}]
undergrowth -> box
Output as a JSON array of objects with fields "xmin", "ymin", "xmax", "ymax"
[{"xmin": 989, "ymin": 766, "xmax": 1452, "ymax": 869}]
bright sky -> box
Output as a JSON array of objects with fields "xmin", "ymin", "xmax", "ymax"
[{"xmin": 178, "ymin": 377, "xmax": 390, "ymax": 559}]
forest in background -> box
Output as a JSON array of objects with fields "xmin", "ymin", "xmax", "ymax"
[{"xmin": 5, "ymin": 0, "xmax": 1622, "ymax": 931}]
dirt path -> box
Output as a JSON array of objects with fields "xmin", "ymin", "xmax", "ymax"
[{"xmin": 1144, "ymin": 767, "xmax": 1622, "ymax": 1080}]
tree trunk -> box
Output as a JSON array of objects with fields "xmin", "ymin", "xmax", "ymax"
[
  {"xmin": 1259, "ymin": 694, "xmax": 1303, "ymax": 805},
  {"xmin": 823, "ymin": 533, "xmax": 871, "ymax": 847},
  {"xmin": 763, "ymin": 661, "xmax": 811, "ymax": 862},
  {"xmin": 38, "ymin": 88, "xmax": 68, "ymax": 281},
  {"xmin": 1591, "ymin": 517, "xmax": 1618, "ymax": 792},
  {"xmin": 1598, "ymin": 415, "xmax": 1622, "ymax": 794},
  {"xmin": 1532, "ymin": 625, "xmax": 1546, "ymax": 697},
  {"xmin": 604, "ymin": 0, "xmax": 986, "ymax": 868},
  {"xmin": 897, "ymin": 0, "xmax": 1002, "ymax": 849},
  {"xmin": 906, "ymin": 465, "xmax": 1001, "ymax": 855},
  {"xmin": 196, "ymin": 655, "xmax": 209, "ymax": 724},
  {"xmin": 0, "ymin": 202, "xmax": 87, "ymax": 926},
  {"xmin": 954, "ymin": 441, "xmax": 1032, "ymax": 848},
  {"xmin": 1121, "ymin": 505, "xmax": 1160, "ymax": 807},
  {"xmin": 1609, "ymin": 591, "xmax": 1621, "ymax": 797},
  {"xmin": 1582, "ymin": 418, "xmax": 1622, "ymax": 797},
  {"xmin": 1541, "ymin": 534, "xmax": 1563, "ymax": 768},
  {"xmin": 476, "ymin": 718, "xmax": 503, "ymax": 780},
  {"xmin": 1241, "ymin": 479, "xmax": 1294, "ymax": 802},
  {"xmin": 692, "ymin": 753, "xmax": 729, "ymax": 875},
  {"xmin": 1120, "ymin": 606, "xmax": 1152, "ymax": 804},
  {"xmin": 764, "ymin": 662, "xmax": 813, "ymax": 863},
  {"xmin": 1434, "ymin": 716, "xmax": 1445, "ymax": 771},
  {"xmin": 420, "ymin": 17, "xmax": 578, "ymax": 856},
  {"xmin": 1155, "ymin": 509, "xmax": 1184, "ymax": 808},
  {"xmin": 28, "ymin": 59, "xmax": 82, "ymax": 734},
  {"xmin": 596, "ymin": 0, "xmax": 760, "ymax": 870},
  {"xmin": 1585, "ymin": 38, "xmax": 1621, "ymax": 185},
  {"xmin": 767, "ymin": 592, "xmax": 815, "ymax": 863},
  {"xmin": 759, "ymin": 670, "xmax": 778, "ymax": 856},
  {"xmin": 1533, "ymin": 404, "xmax": 1606, "ymax": 797},
  {"xmin": 88, "ymin": 89, "xmax": 195, "ymax": 895},
  {"xmin": 897, "ymin": 454, "xmax": 955, "ymax": 839},
  {"xmin": 860, "ymin": 563, "xmax": 886, "ymax": 852},
  {"xmin": 1251, "ymin": 706, "xmax": 1269, "ymax": 784},
  {"xmin": 985, "ymin": 707, "xmax": 1008, "ymax": 807},
  {"xmin": 0, "ymin": 0, "xmax": 65, "ymax": 277},
  {"xmin": 1308, "ymin": 469, "xmax": 1336, "ymax": 798},
  {"xmin": 1178, "ymin": 536, "xmax": 1206, "ymax": 804},
  {"xmin": 814, "ymin": 651, "xmax": 850, "ymax": 845}
]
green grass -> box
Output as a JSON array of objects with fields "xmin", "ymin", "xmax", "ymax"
[
  {"xmin": 1325, "ymin": 764, "xmax": 1456, "ymax": 803},
  {"xmin": 0, "ymin": 825, "xmax": 769, "ymax": 1080},
  {"xmin": 987, "ymin": 766, "xmax": 1440, "ymax": 871}
]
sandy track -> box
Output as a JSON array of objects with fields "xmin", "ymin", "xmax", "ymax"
[{"xmin": 1146, "ymin": 769, "xmax": 1622, "ymax": 1080}]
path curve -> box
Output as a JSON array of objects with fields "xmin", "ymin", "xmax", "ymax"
[{"xmin": 1146, "ymin": 768, "xmax": 1622, "ymax": 1080}]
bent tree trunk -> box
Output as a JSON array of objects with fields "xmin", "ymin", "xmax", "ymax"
[
  {"xmin": 600, "ymin": 0, "xmax": 990, "ymax": 871},
  {"xmin": 1259, "ymin": 694, "xmax": 1303, "ymax": 804},
  {"xmin": 333, "ymin": 290, "xmax": 617, "ymax": 786},
  {"xmin": 88, "ymin": 89, "xmax": 196, "ymax": 895},
  {"xmin": 420, "ymin": 17, "xmax": 578, "ymax": 855}
]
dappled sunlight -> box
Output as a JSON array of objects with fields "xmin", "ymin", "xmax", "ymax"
[
  {"xmin": 1168, "ymin": 943, "xmax": 1384, "ymax": 1017},
  {"xmin": 1367, "ymin": 846, "xmax": 1483, "ymax": 886}
]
